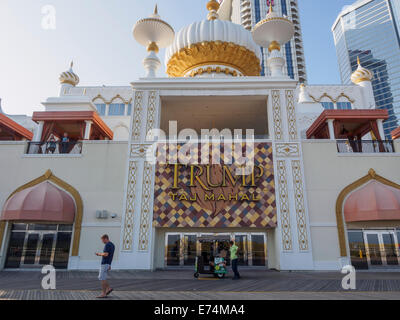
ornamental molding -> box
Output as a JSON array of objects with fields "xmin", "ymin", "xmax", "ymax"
[
  {"xmin": 166, "ymin": 41, "xmax": 261, "ymax": 77},
  {"xmin": 272, "ymin": 90, "xmax": 283, "ymax": 141},
  {"xmin": 130, "ymin": 144, "xmax": 153, "ymax": 158},
  {"xmin": 138, "ymin": 162, "xmax": 154, "ymax": 251},
  {"xmin": 131, "ymin": 91, "xmax": 144, "ymax": 142},
  {"xmin": 286, "ymin": 90, "xmax": 298, "ymax": 141},
  {"xmin": 122, "ymin": 161, "xmax": 138, "ymax": 251},
  {"xmin": 92, "ymin": 94, "xmax": 133, "ymax": 105},
  {"xmin": 309, "ymin": 92, "xmax": 355, "ymax": 104},
  {"xmin": 277, "ymin": 160, "xmax": 292, "ymax": 251},
  {"xmin": 291, "ymin": 160, "xmax": 309, "ymax": 251},
  {"xmin": 275, "ymin": 143, "xmax": 300, "ymax": 157},
  {"xmin": 145, "ymin": 91, "xmax": 158, "ymax": 136}
]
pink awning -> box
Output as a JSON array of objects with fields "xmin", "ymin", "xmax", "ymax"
[
  {"xmin": 1, "ymin": 181, "xmax": 75, "ymax": 223},
  {"xmin": 344, "ymin": 180, "xmax": 400, "ymax": 222}
]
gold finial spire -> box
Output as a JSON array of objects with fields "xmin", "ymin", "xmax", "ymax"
[
  {"xmin": 154, "ymin": 4, "xmax": 158, "ymax": 15},
  {"xmin": 70, "ymin": 61, "xmax": 74, "ymax": 69},
  {"xmin": 207, "ymin": 0, "xmax": 220, "ymax": 20},
  {"xmin": 357, "ymin": 56, "xmax": 361, "ymax": 65},
  {"xmin": 269, "ymin": 1, "xmax": 273, "ymax": 13}
]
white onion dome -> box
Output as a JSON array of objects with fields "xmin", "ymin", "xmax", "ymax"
[
  {"xmin": 133, "ymin": 5, "xmax": 175, "ymax": 53},
  {"xmin": 252, "ymin": 4, "xmax": 294, "ymax": 51},
  {"xmin": 351, "ymin": 57, "xmax": 373, "ymax": 84},
  {"xmin": 165, "ymin": 0, "xmax": 261, "ymax": 78},
  {"xmin": 59, "ymin": 62, "xmax": 79, "ymax": 86}
]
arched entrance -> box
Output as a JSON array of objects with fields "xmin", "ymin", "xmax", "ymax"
[
  {"xmin": 336, "ymin": 169, "xmax": 400, "ymax": 269},
  {"xmin": 0, "ymin": 170, "xmax": 83, "ymax": 269}
]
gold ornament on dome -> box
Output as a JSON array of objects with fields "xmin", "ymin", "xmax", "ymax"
[{"xmin": 166, "ymin": 41, "xmax": 261, "ymax": 77}]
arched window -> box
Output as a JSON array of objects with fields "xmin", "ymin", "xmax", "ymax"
[
  {"xmin": 337, "ymin": 102, "xmax": 352, "ymax": 110},
  {"xmin": 321, "ymin": 102, "xmax": 334, "ymax": 110}
]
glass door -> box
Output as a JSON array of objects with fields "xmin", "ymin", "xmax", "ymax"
[
  {"xmin": 5, "ymin": 224, "xmax": 72, "ymax": 269},
  {"xmin": 364, "ymin": 231, "xmax": 400, "ymax": 268},
  {"xmin": 183, "ymin": 234, "xmax": 197, "ymax": 265},
  {"xmin": 234, "ymin": 234, "xmax": 248, "ymax": 266}
]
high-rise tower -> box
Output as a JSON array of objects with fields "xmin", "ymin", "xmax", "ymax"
[
  {"xmin": 218, "ymin": 0, "xmax": 307, "ymax": 82},
  {"xmin": 332, "ymin": 0, "xmax": 400, "ymax": 137}
]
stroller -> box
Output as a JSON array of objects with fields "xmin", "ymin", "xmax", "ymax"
[{"xmin": 194, "ymin": 236, "xmax": 229, "ymax": 279}]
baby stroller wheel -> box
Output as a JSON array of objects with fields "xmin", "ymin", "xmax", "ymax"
[
  {"xmin": 217, "ymin": 273, "xmax": 225, "ymax": 279},
  {"xmin": 194, "ymin": 272, "xmax": 199, "ymax": 278}
]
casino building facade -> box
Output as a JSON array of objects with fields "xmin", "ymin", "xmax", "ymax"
[{"xmin": 0, "ymin": 1, "xmax": 400, "ymax": 271}]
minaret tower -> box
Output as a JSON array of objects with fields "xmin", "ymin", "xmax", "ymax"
[
  {"xmin": 351, "ymin": 57, "xmax": 375, "ymax": 109},
  {"xmin": 59, "ymin": 61, "xmax": 80, "ymax": 95},
  {"xmin": 252, "ymin": 3, "xmax": 294, "ymax": 78},
  {"xmin": 133, "ymin": 5, "xmax": 175, "ymax": 78}
]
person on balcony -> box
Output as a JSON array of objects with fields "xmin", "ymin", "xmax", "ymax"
[
  {"xmin": 60, "ymin": 132, "xmax": 70, "ymax": 154},
  {"xmin": 46, "ymin": 134, "xmax": 57, "ymax": 154}
]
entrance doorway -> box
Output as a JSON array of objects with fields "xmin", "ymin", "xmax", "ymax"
[
  {"xmin": 165, "ymin": 232, "xmax": 267, "ymax": 267},
  {"xmin": 5, "ymin": 223, "xmax": 73, "ymax": 269},
  {"xmin": 348, "ymin": 229, "xmax": 400, "ymax": 269}
]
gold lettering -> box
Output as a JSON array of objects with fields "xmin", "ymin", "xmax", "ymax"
[
  {"xmin": 229, "ymin": 193, "xmax": 238, "ymax": 201},
  {"xmin": 190, "ymin": 165, "xmax": 211, "ymax": 191},
  {"xmin": 189, "ymin": 193, "xmax": 197, "ymax": 201},
  {"xmin": 170, "ymin": 193, "xmax": 178, "ymax": 201},
  {"xmin": 205, "ymin": 193, "xmax": 215, "ymax": 201},
  {"xmin": 240, "ymin": 194, "xmax": 250, "ymax": 201},
  {"xmin": 179, "ymin": 194, "xmax": 188, "ymax": 201},
  {"xmin": 171, "ymin": 164, "xmax": 181, "ymax": 190},
  {"xmin": 252, "ymin": 193, "xmax": 260, "ymax": 201},
  {"xmin": 217, "ymin": 194, "xmax": 226, "ymax": 201},
  {"xmin": 222, "ymin": 165, "xmax": 238, "ymax": 187},
  {"xmin": 206, "ymin": 165, "xmax": 222, "ymax": 187}
]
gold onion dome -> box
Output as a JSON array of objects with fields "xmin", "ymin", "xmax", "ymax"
[
  {"xmin": 59, "ymin": 62, "xmax": 80, "ymax": 86},
  {"xmin": 165, "ymin": 0, "xmax": 261, "ymax": 77},
  {"xmin": 351, "ymin": 57, "xmax": 373, "ymax": 84}
]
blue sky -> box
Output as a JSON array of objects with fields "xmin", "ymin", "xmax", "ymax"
[{"xmin": 0, "ymin": 0, "xmax": 356, "ymax": 115}]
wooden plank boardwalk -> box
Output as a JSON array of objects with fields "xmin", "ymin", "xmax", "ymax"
[{"xmin": 1, "ymin": 269, "xmax": 400, "ymax": 300}]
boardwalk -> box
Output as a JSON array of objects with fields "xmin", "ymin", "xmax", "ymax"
[{"xmin": 1, "ymin": 269, "xmax": 400, "ymax": 300}]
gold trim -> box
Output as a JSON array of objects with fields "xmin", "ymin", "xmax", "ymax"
[
  {"xmin": 335, "ymin": 168, "xmax": 400, "ymax": 257},
  {"xmin": 60, "ymin": 79, "xmax": 77, "ymax": 86},
  {"xmin": 188, "ymin": 65, "xmax": 241, "ymax": 77},
  {"xmin": 309, "ymin": 92, "xmax": 355, "ymax": 104},
  {"xmin": 166, "ymin": 41, "xmax": 261, "ymax": 77},
  {"xmin": 2, "ymin": 170, "xmax": 83, "ymax": 256},
  {"xmin": 147, "ymin": 42, "xmax": 159, "ymax": 53},
  {"xmin": 352, "ymin": 77, "xmax": 372, "ymax": 84},
  {"xmin": 268, "ymin": 41, "xmax": 281, "ymax": 52},
  {"xmin": 93, "ymin": 94, "xmax": 132, "ymax": 105}
]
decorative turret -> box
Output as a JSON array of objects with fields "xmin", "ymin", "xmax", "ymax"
[
  {"xmin": 165, "ymin": 0, "xmax": 261, "ymax": 78},
  {"xmin": 59, "ymin": 61, "xmax": 80, "ymax": 87},
  {"xmin": 252, "ymin": 3, "xmax": 294, "ymax": 77},
  {"xmin": 133, "ymin": 5, "xmax": 175, "ymax": 78},
  {"xmin": 351, "ymin": 57, "xmax": 373, "ymax": 84},
  {"xmin": 351, "ymin": 57, "xmax": 375, "ymax": 109}
]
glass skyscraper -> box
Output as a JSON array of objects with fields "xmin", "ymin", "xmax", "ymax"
[
  {"xmin": 219, "ymin": 0, "xmax": 307, "ymax": 83},
  {"xmin": 332, "ymin": 0, "xmax": 400, "ymax": 136}
]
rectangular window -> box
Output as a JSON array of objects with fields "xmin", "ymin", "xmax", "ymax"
[
  {"xmin": 127, "ymin": 103, "xmax": 132, "ymax": 115},
  {"xmin": 108, "ymin": 103, "xmax": 125, "ymax": 116},
  {"xmin": 95, "ymin": 104, "xmax": 106, "ymax": 116},
  {"xmin": 337, "ymin": 102, "xmax": 352, "ymax": 110},
  {"xmin": 321, "ymin": 102, "xmax": 335, "ymax": 110}
]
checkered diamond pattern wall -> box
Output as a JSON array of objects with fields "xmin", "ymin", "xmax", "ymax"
[{"xmin": 153, "ymin": 142, "xmax": 276, "ymax": 228}]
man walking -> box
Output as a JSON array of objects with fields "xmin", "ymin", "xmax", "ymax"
[
  {"xmin": 229, "ymin": 240, "xmax": 240, "ymax": 280},
  {"xmin": 96, "ymin": 234, "xmax": 115, "ymax": 298}
]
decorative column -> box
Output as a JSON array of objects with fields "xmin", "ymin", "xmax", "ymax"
[
  {"xmin": 327, "ymin": 119, "xmax": 335, "ymax": 140},
  {"xmin": 377, "ymin": 119, "xmax": 385, "ymax": 140},
  {"xmin": 33, "ymin": 121, "xmax": 44, "ymax": 141},
  {"xmin": 84, "ymin": 120, "xmax": 93, "ymax": 140}
]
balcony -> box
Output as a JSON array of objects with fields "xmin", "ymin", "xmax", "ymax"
[
  {"xmin": 26, "ymin": 141, "xmax": 83, "ymax": 155},
  {"xmin": 336, "ymin": 140, "xmax": 395, "ymax": 154}
]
